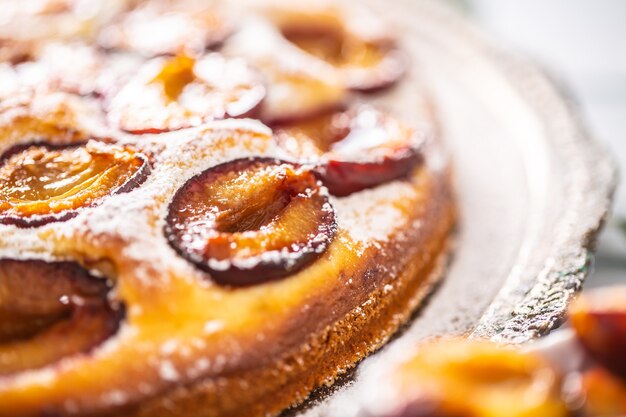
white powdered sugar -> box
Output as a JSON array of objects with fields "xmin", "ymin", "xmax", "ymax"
[
  {"xmin": 331, "ymin": 181, "xmax": 420, "ymax": 243},
  {"xmin": 158, "ymin": 360, "xmax": 180, "ymax": 382}
]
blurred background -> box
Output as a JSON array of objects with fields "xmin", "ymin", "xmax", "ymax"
[{"xmin": 445, "ymin": 0, "xmax": 626, "ymax": 289}]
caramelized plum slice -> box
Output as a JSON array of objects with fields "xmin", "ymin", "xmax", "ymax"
[
  {"xmin": 382, "ymin": 338, "xmax": 567, "ymax": 417},
  {"xmin": 275, "ymin": 106, "xmax": 423, "ymax": 196},
  {"xmin": 223, "ymin": 20, "xmax": 346, "ymax": 125},
  {"xmin": 580, "ymin": 367, "xmax": 626, "ymax": 417},
  {"xmin": 0, "ymin": 0, "xmax": 126, "ymax": 46},
  {"xmin": 0, "ymin": 91, "xmax": 108, "ymax": 142},
  {"xmin": 570, "ymin": 286, "xmax": 626, "ymax": 379},
  {"xmin": 165, "ymin": 158, "xmax": 336, "ymax": 286},
  {"xmin": 0, "ymin": 39, "xmax": 37, "ymax": 65},
  {"xmin": 98, "ymin": 0, "xmax": 232, "ymax": 57},
  {"xmin": 277, "ymin": 9, "xmax": 405, "ymax": 91},
  {"xmin": 0, "ymin": 259, "xmax": 123, "ymax": 375},
  {"xmin": 15, "ymin": 42, "xmax": 104, "ymax": 96},
  {"xmin": 107, "ymin": 54, "xmax": 265, "ymax": 134},
  {"xmin": 0, "ymin": 142, "xmax": 149, "ymax": 227}
]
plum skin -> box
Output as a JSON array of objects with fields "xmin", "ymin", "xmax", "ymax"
[
  {"xmin": 321, "ymin": 149, "xmax": 422, "ymax": 197},
  {"xmin": 274, "ymin": 106, "xmax": 424, "ymax": 197},
  {"xmin": 164, "ymin": 157, "xmax": 337, "ymax": 286},
  {"xmin": 570, "ymin": 288, "xmax": 626, "ymax": 380}
]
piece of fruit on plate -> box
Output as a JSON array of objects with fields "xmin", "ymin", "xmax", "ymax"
[
  {"xmin": 98, "ymin": 0, "xmax": 233, "ymax": 57},
  {"xmin": 579, "ymin": 366, "xmax": 626, "ymax": 417},
  {"xmin": 0, "ymin": 0, "xmax": 128, "ymax": 45},
  {"xmin": 569, "ymin": 286, "xmax": 626, "ymax": 379},
  {"xmin": 106, "ymin": 54, "xmax": 265, "ymax": 134},
  {"xmin": 0, "ymin": 90, "xmax": 109, "ymax": 142},
  {"xmin": 262, "ymin": 0, "xmax": 405, "ymax": 91},
  {"xmin": 165, "ymin": 157, "xmax": 336, "ymax": 286},
  {"xmin": 0, "ymin": 259, "xmax": 123, "ymax": 375},
  {"xmin": 275, "ymin": 105, "xmax": 425, "ymax": 196},
  {"xmin": 0, "ymin": 141, "xmax": 149, "ymax": 227},
  {"xmin": 224, "ymin": 17, "xmax": 347, "ymax": 124},
  {"xmin": 12, "ymin": 42, "xmax": 105, "ymax": 96},
  {"xmin": 361, "ymin": 338, "xmax": 568, "ymax": 417}
]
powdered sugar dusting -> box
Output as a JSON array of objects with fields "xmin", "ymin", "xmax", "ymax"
[
  {"xmin": 158, "ymin": 360, "xmax": 179, "ymax": 382},
  {"xmin": 331, "ymin": 181, "xmax": 418, "ymax": 243}
]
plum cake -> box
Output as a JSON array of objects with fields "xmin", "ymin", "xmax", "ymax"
[{"xmin": 0, "ymin": 0, "xmax": 455, "ymax": 416}]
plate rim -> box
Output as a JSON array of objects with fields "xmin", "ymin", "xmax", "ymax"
[{"xmin": 406, "ymin": 0, "xmax": 619, "ymax": 343}]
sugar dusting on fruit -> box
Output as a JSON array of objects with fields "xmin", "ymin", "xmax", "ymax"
[{"xmin": 164, "ymin": 157, "xmax": 337, "ymax": 286}]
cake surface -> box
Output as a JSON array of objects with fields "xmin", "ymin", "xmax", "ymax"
[{"xmin": 0, "ymin": 1, "xmax": 455, "ymax": 416}]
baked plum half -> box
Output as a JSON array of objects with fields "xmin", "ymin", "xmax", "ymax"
[
  {"xmin": 277, "ymin": 9, "xmax": 405, "ymax": 91},
  {"xmin": 97, "ymin": 0, "xmax": 233, "ymax": 57},
  {"xmin": 107, "ymin": 54, "xmax": 265, "ymax": 134},
  {"xmin": 570, "ymin": 286, "xmax": 626, "ymax": 380},
  {"xmin": 0, "ymin": 259, "xmax": 123, "ymax": 375},
  {"xmin": 14, "ymin": 42, "xmax": 104, "ymax": 96},
  {"xmin": 223, "ymin": 19, "xmax": 346, "ymax": 125},
  {"xmin": 275, "ymin": 106, "xmax": 423, "ymax": 196},
  {"xmin": 165, "ymin": 158, "xmax": 336, "ymax": 286},
  {"xmin": 580, "ymin": 367, "xmax": 626, "ymax": 417},
  {"xmin": 0, "ymin": 142, "xmax": 149, "ymax": 227},
  {"xmin": 381, "ymin": 338, "xmax": 567, "ymax": 417}
]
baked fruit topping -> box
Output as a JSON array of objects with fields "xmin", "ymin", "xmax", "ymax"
[
  {"xmin": 165, "ymin": 158, "xmax": 336, "ymax": 286},
  {"xmin": 276, "ymin": 8, "xmax": 405, "ymax": 91},
  {"xmin": 0, "ymin": 39, "xmax": 37, "ymax": 65},
  {"xmin": 98, "ymin": 0, "xmax": 232, "ymax": 57},
  {"xmin": 275, "ymin": 106, "xmax": 423, "ymax": 196},
  {"xmin": 386, "ymin": 338, "xmax": 567, "ymax": 417},
  {"xmin": 224, "ymin": 19, "xmax": 347, "ymax": 125},
  {"xmin": 580, "ymin": 367, "xmax": 626, "ymax": 417},
  {"xmin": 0, "ymin": 259, "xmax": 122, "ymax": 375},
  {"xmin": 0, "ymin": 0, "xmax": 125, "ymax": 49},
  {"xmin": 107, "ymin": 54, "xmax": 265, "ymax": 134},
  {"xmin": 0, "ymin": 91, "xmax": 108, "ymax": 143},
  {"xmin": 14, "ymin": 42, "xmax": 104, "ymax": 96},
  {"xmin": 0, "ymin": 142, "xmax": 149, "ymax": 227},
  {"xmin": 570, "ymin": 286, "xmax": 626, "ymax": 379}
]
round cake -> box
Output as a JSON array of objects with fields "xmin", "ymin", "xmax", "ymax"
[{"xmin": 0, "ymin": 1, "xmax": 455, "ymax": 416}]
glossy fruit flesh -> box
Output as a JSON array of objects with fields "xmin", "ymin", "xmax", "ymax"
[
  {"xmin": 390, "ymin": 339, "xmax": 567, "ymax": 417},
  {"xmin": 259, "ymin": 67, "xmax": 345, "ymax": 125},
  {"xmin": 0, "ymin": 260, "xmax": 106, "ymax": 342},
  {"xmin": 108, "ymin": 54, "xmax": 265, "ymax": 134},
  {"xmin": 0, "ymin": 143, "xmax": 148, "ymax": 227},
  {"xmin": 570, "ymin": 286, "xmax": 626, "ymax": 379},
  {"xmin": 275, "ymin": 106, "xmax": 422, "ymax": 196},
  {"xmin": 165, "ymin": 158, "xmax": 336, "ymax": 286},
  {"xmin": 222, "ymin": 19, "xmax": 346, "ymax": 125},
  {"xmin": 0, "ymin": 259, "xmax": 122, "ymax": 375},
  {"xmin": 580, "ymin": 367, "xmax": 626, "ymax": 417},
  {"xmin": 282, "ymin": 27, "xmax": 404, "ymax": 91}
]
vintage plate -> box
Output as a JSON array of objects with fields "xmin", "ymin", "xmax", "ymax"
[{"xmin": 290, "ymin": 0, "xmax": 617, "ymax": 415}]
